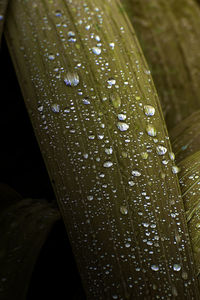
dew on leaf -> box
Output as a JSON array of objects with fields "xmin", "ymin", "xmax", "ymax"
[
  {"xmin": 92, "ymin": 47, "xmax": 101, "ymax": 55},
  {"xmin": 156, "ymin": 145, "xmax": 167, "ymax": 155},
  {"xmin": 64, "ymin": 72, "xmax": 79, "ymax": 86},
  {"xmin": 110, "ymin": 93, "xmax": 121, "ymax": 108},
  {"xmin": 120, "ymin": 206, "xmax": 128, "ymax": 215},
  {"xmin": 117, "ymin": 122, "xmax": 129, "ymax": 131},
  {"xmin": 143, "ymin": 105, "xmax": 155, "ymax": 116},
  {"xmin": 146, "ymin": 124, "xmax": 157, "ymax": 137},
  {"xmin": 118, "ymin": 114, "xmax": 126, "ymax": 121},
  {"xmin": 103, "ymin": 161, "xmax": 113, "ymax": 168},
  {"xmin": 51, "ymin": 103, "xmax": 60, "ymax": 113},
  {"xmin": 83, "ymin": 97, "xmax": 90, "ymax": 105},
  {"xmin": 151, "ymin": 265, "xmax": 159, "ymax": 271},
  {"xmin": 132, "ymin": 170, "xmax": 141, "ymax": 177},
  {"xmin": 172, "ymin": 166, "xmax": 180, "ymax": 174},
  {"xmin": 173, "ymin": 264, "xmax": 181, "ymax": 272},
  {"xmin": 105, "ymin": 148, "xmax": 113, "ymax": 155},
  {"xmin": 107, "ymin": 78, "xmax": 116, "ymax": 86}
]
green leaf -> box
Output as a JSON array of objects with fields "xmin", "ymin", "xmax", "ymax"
[
  {"xmin": 0, "ymin": 0, "xmax": 9, "ymax": 44},
  {"xmin": 170, "ymin": 110, "xmax": 200, "ymax": 163},
  {"xmin": 0, "ymin": 184, "xmax": 60, "ymax": 300},
  {"xmin": 178, "ymin": 151, "xmax": 200, "ymax": 276},
  {"xmin": 4, "ymin": 0, "xmax": 200, "ymax": 298},
  {"xmin": 121, "ymin": 0, "xmax": 200, "ymax": 130}
]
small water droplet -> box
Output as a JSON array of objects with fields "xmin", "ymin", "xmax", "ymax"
[
  {"xmin": 151, "ymin": 265, "xmax": 159, "ymax": 271},
  {"xmin": 55, "ymin": 10, "xmax": 62, "ymax": 17},
  {"xmin": 140, "ymin": 152, "xmax": 148, "ymax": 159},
  {"xmin": 48, "ymin": 54, "xmax": 55, "ymax": 60},
  {"xmin": 172, "ymin": 166, "xmax": 180, "ymax": 174},
  {"xmin": 105, "ymin": 148, "xmax": 113, "ymax": 155},
  {"xmin": 109, "ymin": 42, "xmax": 115, "ymax": 49},
  {"xmin": 156, "ymin": 145, "xmax": 167, "ymax": 155},
  {"xmin": 64, "ymin": 72, "xmax": 79, "ymax": 86},
  {"xmin": 128, "ymin": 180, "xmax": 135, "ymax": 186},
  {"xmin": 107, "ymin": 78, "xmax": 116, "ymax": 86},
  {"xmin": 173, "ymin": 264, "xmax": 181, "ymax": 272},
  {"xmin": 117, "ymin": 122, "xmax": 129, "ymax": 132},
  {"xmin": 51, "ymin": 103, "xmax": 60, "ymax": 113},
  {"xmin": 68, "ymin": 31, "xmax": 75, "ymax": 37},
  {"xmin": 110, "ymin": 93, "xmax": 121, "ymax": 108},
  {"xmin": 83, "ymin": 153, "xmax": 88, "ymax": 159},
  {"xmin": 144, "ymin": 105, "xmax": 155, "ymax": 116},
  {"xmin": 103, "ymin": 161, "xmax": 113, "ymax": 168},
  {"xmin": 182, "ymin": 271, "xmax": 188, "ymax": 280},
  {"xmin": 38, "ymin": 105, "xmax": 44, "ymax": 112},
  {"xmin": 95, "ymin": 35, "xmax": 101, "ymax": 42},
  {"xmin": 83, "ymin": 97, "xmax": 90, "ymax": 105},
  {"xmin": 85, "ymin": 25, "xmax": 91, "ymax": 30},
  {"xmin": 125, "ymin": 242, "xmax": 131, "ymax": 248},
  {"xmin": 118, "ymin": 114, "xmax": 126, "ymax": 121},
  {"xmin": 120, "ymin": 206, "xmax": 128, "ymax": 215},
  {"xmin": 146, "ymin": 124, "xmax": 157, "ymax": 137},
  {"xmin": 87, "ymin": 195, "xmax": 93, "ymax": 201},
  {"xmin": 169, "ymin": 152, "xmax": 175, "ymax": 161},
  {"xmin": 92, "ymin": 47, "xmax": 101, "ymax": 55},
  {"xmin": 132, "ymin": 170, "xmax": 141, "ymax": 177},
  {"xmin": 112, "ymin": 295, "xmax": 118, "ymax": 300}
]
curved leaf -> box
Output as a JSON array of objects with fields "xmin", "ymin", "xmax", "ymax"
[
  {"xmin": 170, "ymin": 110, "xmax": 200, "ymax": 163},
  {"xmin": 0, "ymin": 184, "xmax": 60, "ymax": 300},
  {"xmin": 121, "ymin": 0, "xmax": 200, "ymax": 130},
  {"xmin": 178, "ymin": 151, "xmax": 200, "ymax": 276},
  {"xmin": 5, "ymin": 0, "xmax": 200, "ymax": 298}
]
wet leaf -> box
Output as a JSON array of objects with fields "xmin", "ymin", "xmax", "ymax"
[
  {"xmin": 0, "ymin": 0, "xmax": 9, "ymax": 44},
  {"xmin": 178, "ymin": 151, "xmax": 200, "ymax": 277},
  {"xmin": 170, "ymin": 110, "xmax": 200, "ymax": 163},
  {"xmin": 4, "ymin": 0, "xmax": 200, "ymax": 298},
  {"xmin": 122, "ymin": 0, "xmax": 200, "ymax": 130},
  {"xmin": 0, "ymin": 184, "xmax": 60, "ymax": 300}
]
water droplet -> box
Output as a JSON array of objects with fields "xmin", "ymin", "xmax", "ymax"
[
  {"xmin": 151, "ymin": 265, "xmax": 159, "ymax": 271},
  {"xmin": 92, "ymin": 47, "xmax": 101, "ymax": 55},
  {"xmin": 103, "ymin": 161, "xmax": 113, "ymax": 168},
  {"xmin": 83, "ymin": 97, "xmax": 90, "ymax": 105},
  {"xmin": 55, "ymin": 10, "xmax": 62, "ymax": 17},
  {"xmin": 95, "ymin": 35, "xmax": 101, "ymax": 42},
  {"xmin": 146, "ymin": 124, "xmax": 157, "ymax": 137},
  {"xmin": 109, "ymin": 42, "xmax": 115, "ymax": 49},
  {"xmin": 140, "ymin": 152, "xmax": 148, "ymax": 160},
  {"xmin": 38, "ymin": 105, "xmax": 44, "ymax": 112},
  {"xmin": 156, "ymin": 145, "xmax": 167, "ymax": 155},
  {"xmin": 83, "ymin": 153, "xmax": 88, "ymax": 159},
  {"xmin": 51, "ymin": 103, "xmax": 60, "ymax": 113},
  {"xmin": 132, "ymin": 170, "xmax": 141, "ymax": 177},
  {"xmin": 172, "ymin": 166, "xmax": 180, "ymax": 174},
  {"xmin": 118, "ymin": 114, "xmax": 126, "ymax": 121},
  {"xmin": 48, "ymin": 54, "xmax": 55, "ymax": 60},
  {"xmin": 68, "ymin": 31, "xmax": 75, "ymax": 37},
  {"xmin": 107, "ymin": 78, "xmax": 116, "ymax": 86},
  {"xmin": 182, "ymin": 271, "xmax": 188, "ymax": 280},
  {"xmin": 0, "ymin": 15, "xmax": 4, "ymax": 21},
  {"xmin": 169, "ymin": 152, "xmax": 175, "ymax": 161},
  {"xmin": 173, "ymin": 264, "xmax": 181, "ymax": 272},
  {"xmin": 85, "ymin": 25, "xmax": 90, "ymax": 30},
  {"xmin": 144, "ymin": 105, "xmax": 155, "ymax": 116},
  {"xmin": 128, "ymin": 180, "xmax": 135, "ymax": 186},
  {"xmin": 110, "ymin": 93, "xmax": 121, "ymax": 108},
  {"xmin": 64, "ymin": 72, "xmax": 79, "ymax": 86},
  {"xmin": 125, "ymin": 242, "xmax": 131, "ymax": 248},
  {"xmin": 112, "ymin": 295, "xmax": 118, "ymax": 300},
  {"xmin": 117, "ymin": 122, "xmax": 129, "ymax": 131},
  {"xmin": 87, "ymin": 195, "xmax": 93, "ymax": 201},
  {"xmin": 105, "ymin": 148, "xmax": 113, "ymax": 155},
  {"xmin": 120, "ymin": 206, "xmax": 128, "ymax": 215}
]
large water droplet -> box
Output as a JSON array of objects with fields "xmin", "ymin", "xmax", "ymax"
[
  {"xmin": 132, "ymin": 170, "xmax": 141, "ymax": 177},
  {"xmin": 83, "ymin": 97, "xmax": 90, "ymax": 105},
  {"xmin": 146, "ymin": 124, "xmax": 157, "ymax": 137},
  {"xmin": 144, "ymin": 105, "xmax": 155, "ymax": 116},
  {"xmin": 172, "ymin": 166, "xmax": 180, "ymax": 174},
  {"xmin": 64, "ymin": 72, "xmax": 79, "ymax": 86},
  {"xmin": 117, "ymin": 122, "xmax": 129, "ymax": 132},
  {"xmin": 103, "ymin": 161, "xmax": 113, "ymax": 168},
  {"xmin": 92, "ymin": 47, "xmax": 101, "ymax": 55},
  {"xmin": 156, "ymin": 145, "xmax": 167, "ymax": 155},
  {"xmin": 173, "ymin": 264, "xmax": 181, "ymax": 272}
]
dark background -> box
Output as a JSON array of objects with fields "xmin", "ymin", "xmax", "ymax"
[{"xmin": 0, "ymin": 36, "xmax": 85, "ymax": 299}]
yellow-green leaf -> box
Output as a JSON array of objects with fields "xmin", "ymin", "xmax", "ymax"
[
  {"xmin": 0, "ymin": 184, "xmax": 60, "ymax": 300},
  {"xmin": 170, "ymin": 110, "xmax": 200, "ymax": 163},
  {"xmin": 5, "ymin": 0, "xmax": 200, "ymax": 298}
]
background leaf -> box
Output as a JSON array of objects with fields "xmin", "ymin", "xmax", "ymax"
[
  {"xmin": 0, "ymin": 0, "xmax": 9, "ymax": 44},
  {"xmin": 170, "ymin": 110, "xmax": 200, "ymax": 163},
  {"xmin": 0, "ymin": 184, "xmax": 60, "ymax": 300},
  {"xmin": 178, "ymin": 151, "xmax": 200, "ymax": 277},
  {"xmin": 121, "ymin": 0, "xmax": 200, "ymax": 130}
]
